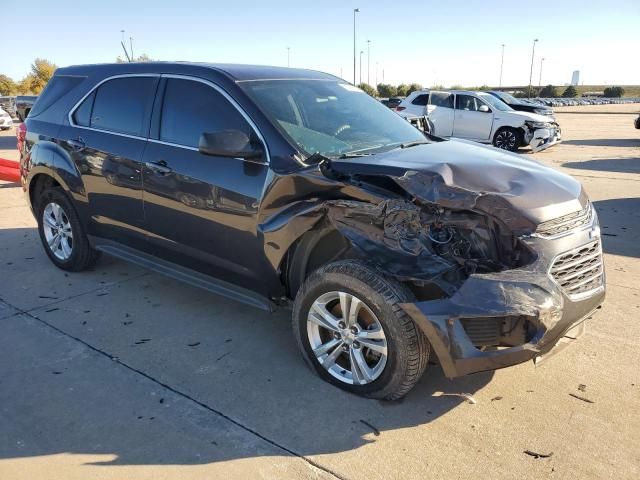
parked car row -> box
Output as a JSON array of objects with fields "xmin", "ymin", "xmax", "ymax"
[
  {"xmin": 0, "ymin": 95, "xmax": 39, "ymax": 121},
  {"xmin": 395, "ymin": 89, "xmax": 561, "ymax": 152},
  {"xmin": 536, "ymin": 97, "xmax": 640, "ymax": 107}
]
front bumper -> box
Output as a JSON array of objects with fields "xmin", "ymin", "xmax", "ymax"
[
  {"xmin": 529, "ymin": 124, "xmax": 562, "ymax": 153},
  {"xmin": 401, "ymin": 213, "xmax": 605, "ymax": 378}
]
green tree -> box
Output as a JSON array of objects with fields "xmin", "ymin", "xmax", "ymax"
[
  {"xmin": 396, "ymin": 84, "xmax": 409, "ymax": 97},
  {"xmin": 407, "ymin": 83, "xmax": 423, "ymax": 95},
  {"xmin": 357, "ymin": 83, "xmax": 377, "ymax": 97},
  {"xmin": 562, "ymin": 85, "xmax": 577, "ymax": 98},
  {"xmin": 27, "ymin": 58, "xmax": 57, "ymax": 93},
  {"xmin": 538, "ymin": 84, "xmax": 558, "ymax": 97},
  {"xmin": 0, "ymin": 74, "xmax": 17, "ymax": 95},
  {"xmin": 17, "ymin": 75, "xmax": 35, "ymax": 94},
  {"xmin": 377, "ymin": 83, "xmax": 397, "ymax": 98},
  {"xmin": 603, "ymin": 86, "xmax": 625, "ymax": 98}
]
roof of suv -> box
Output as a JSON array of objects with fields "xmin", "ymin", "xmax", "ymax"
[{"xmin": 55, "ymin": 62, "xmax": 340, "ymax": 82}]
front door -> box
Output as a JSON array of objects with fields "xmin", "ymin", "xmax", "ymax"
[
  {"xmin": 59, "ymin": 75, "xmax": 158, "ymax": 248},
  {"xmin": 141, "ymin": 76, "xmax": 269, "ymax": 292},
  {"xmin": 426, "ymin": 91, "xmax": 455, "ymax": 137},
  {"xmin": 453, "ymin": 94, "xmax": 494, "ymax": 140}
]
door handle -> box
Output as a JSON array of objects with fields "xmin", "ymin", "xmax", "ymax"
[
  {"xmin": 66, "ymin": 137, "xmax": 85, "ymax": 151},
  {"xmin": 145, "ymin": 161, "xmax": 173, "ymax": 175}
]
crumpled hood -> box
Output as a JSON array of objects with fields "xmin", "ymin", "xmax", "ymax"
[{"xmin": 327, "ymin": 139, "xmax": 585, "ymax": 233}]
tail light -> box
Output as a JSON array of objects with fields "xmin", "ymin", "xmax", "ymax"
[
  {"xmin": 16, "ymin": 122, "xmax": 26, "ymax": 153},
  {"xmin": 395, "ymin": 106, "xmax": 406, "ymax": 111}
]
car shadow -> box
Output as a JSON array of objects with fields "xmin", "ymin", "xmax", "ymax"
[
  {"xmin": 562, "ymin": 157, "xmax": 640, "ymax": 174},
  {"xmin": 593, "ymin": 198, "xmax": 640, "ymax": 258},
  {"xmin": 562, "ymin": 139, "xmax": 640, "ymax": 148},
  {"xmin": 0, "ymin": 226, "xmax": 495, "ymax": 469}
]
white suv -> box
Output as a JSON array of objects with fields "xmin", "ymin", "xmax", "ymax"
[{"xmin": 396, "ymin": 90, "xmax": 561, "ymax": 152}]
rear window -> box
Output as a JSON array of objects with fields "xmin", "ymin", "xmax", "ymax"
[
  {"xmin": 75, "ymin": 77, "xmax": 157, "ymax": 136},
  {"xmin": 411, "ymin": 94, "xmax": 429, "ymax": 106},
  {"xmin": 29, "ymin": 76, "xmax": 84, "ymax": 117}
]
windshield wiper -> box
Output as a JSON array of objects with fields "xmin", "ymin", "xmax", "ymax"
[
  {"xmin": 400, "ymin": 140, "xmax": 430, "ymax": 149},
  {"xmin": 338, "ymin": 152, "xmax": 374, "ymax": 159}
]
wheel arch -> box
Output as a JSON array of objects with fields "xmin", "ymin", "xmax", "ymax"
[{"xmin": 282, "ymin": 226, "xmax": 352, "ymax": 299}]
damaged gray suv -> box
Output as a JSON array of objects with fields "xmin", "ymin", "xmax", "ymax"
[{"xmin": 21, "ymin": 63, "xmax": 605, "ymax": 400}]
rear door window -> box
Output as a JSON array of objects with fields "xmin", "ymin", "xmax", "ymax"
[
  {"xmin": 83, "ymin": 77, "xmax": 157, "ymax": 136},
  {"xmin": 159, "ymin": 78, "xmax": 253, "ymax": 149},
  {"xmin": 429, "ymin": 91, "xmax": 454, "ymax": 108}
]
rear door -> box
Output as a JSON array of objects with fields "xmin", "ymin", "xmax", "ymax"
[
  {"xmin": 426, "ymin": 91, "xmax": 454, "ymax": 136},
  {"xmin": 453, "ymin": 94, "xmax": 494, "ymax": 140},
  {"xmin": 141, "ymin": 76, "xmax": 270, "ymax": 291},
  {"xmin": 59, "ymin": 75, "xmax": 158, "ymax": 248}
]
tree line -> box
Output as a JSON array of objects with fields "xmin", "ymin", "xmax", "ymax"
[
  {"xmin": 0, "ymin": 55, "xmax": 153, "ymax": 96},
  {"xmin": 0, "ymin": 59, "xmax": 57, "ymax": 95}
]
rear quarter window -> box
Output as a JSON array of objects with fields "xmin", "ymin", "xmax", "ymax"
[
  {"xmin": 411, "ymin": 94, "xmax": 429, "ymax": 106},
  {"xmin": 29, "ymin": 76, "xmax": 85, "ymax": 117}
]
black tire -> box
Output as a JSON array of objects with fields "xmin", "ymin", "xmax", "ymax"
[
  {"xmin": 36, "ymin": 187, "xmax": 100, "ymax": 271},
  {"xmin": 493, "ymin": 127, "xmax": 521, "ymax": 152},
  {"xmin": 292, "ymin": 260, "xmax": 430, "ymax": 400}
]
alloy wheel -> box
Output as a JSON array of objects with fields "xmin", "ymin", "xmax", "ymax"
[
  {"xmin": 307, "ymin": 291, "xmax": 388, "ymax": 385},
  {"xmin": 495, "ymin": 130, "xmax": 517, "ymax": 150},
  {"xmin": 42, "ymin": 202, "xmax": 73, "ymax": 260}
]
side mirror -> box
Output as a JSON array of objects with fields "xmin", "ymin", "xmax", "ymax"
[
  {"xmin": 478, "ymin": 105, "xmax": 491, "ymax": 113},
  {"xmin": 198, "ymin": 130, "xmax": 264, "ymax": 160}
]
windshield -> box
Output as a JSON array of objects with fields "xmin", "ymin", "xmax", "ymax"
[
  {"xmin": 493, "ymin": 91, "xmax": 520, "ymax": 104},
  {"xmin": 240, "ymin": 80, "xmax": 426, "ymax": 158},
  {"xmin": 478, "ymin": 93, "xmax": 513, "ymax": 112}
]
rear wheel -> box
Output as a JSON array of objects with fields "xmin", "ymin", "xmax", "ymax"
[
  {"xmin": 36, "ymin": 187, "xmax": 100, "ymax": 271},
  {"xmin": 493, "ymin": 127, "xmax": 521, "ymax": 151},
  {"xmin": 292, "ymin": 260, "xmax": 430, "ymax": 400}
]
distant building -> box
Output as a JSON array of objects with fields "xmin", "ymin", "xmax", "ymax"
[{"xmin": 571, "ymin": 71, "xmax": 580, "ymax": 86}]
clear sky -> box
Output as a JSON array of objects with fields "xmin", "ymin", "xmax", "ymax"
[{"xmin": 3, "ymin": 0, "xmax": 639, "ymax": 87}]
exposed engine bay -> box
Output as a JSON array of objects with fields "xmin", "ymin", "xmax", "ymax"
[{"xmin": 325, "ymin": 198, "xmax": 530, "ymax": 295}]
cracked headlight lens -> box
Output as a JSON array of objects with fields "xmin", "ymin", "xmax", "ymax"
[{"xmin": 525, "ymin": 120, "xmax": 553, "ymax": 129}]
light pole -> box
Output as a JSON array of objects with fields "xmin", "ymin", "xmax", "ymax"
[
  {"xmin": 287, "ymin": 47, "xmax": 290, "ymax": 67},
  {"xmin": 359, "ymin": 50, "xmax": 364, "ymax": 85},
  {"xmin": 499, "ymin": 44, "xmax": 505, "ymax": 87},
  {"xmin": 375, "ymin": 62, "xmax": 379, "ymax": 87},
  {"xmin": 538, "ymin": 57, "xmax": 544, "ymax": 87},
  {"xmin": 353, "ymin": 8, "xmax": 360, "ymax": 85},
  {"xmin": 528, "ymin": 38, "xmax": 538, "ymax": 98},
  {"xmin": 129, "ymin": 36, "xmax": 134, "ymax": 61},
  {"xmin": 367, "ymin": 39, "xmax": 371, "ymax": 86}
]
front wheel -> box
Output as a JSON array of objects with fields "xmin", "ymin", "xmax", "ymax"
[
  {"xmin": 493, "ymin": 127, "xmax": 521, "ymax": 151},
  {"xmin": 292, "ymin": 260, "xmax": 430, "ymax": 400}
]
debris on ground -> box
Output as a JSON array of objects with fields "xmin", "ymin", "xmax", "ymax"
[
  {"xmin": 491, "ymin": 396, "xmax": 503, "ymax": 402},
  {"xmin": 524, "ymin": 450, "xmax": 553, "ymax": 459},
  {"xmin": 216, "ymin": 352, "xmax": 231, "ymax": 362},
  {"xmin": 569, "ymin": 393, "xmax": 595, "ymax": 404},
  {"xmin": 578, "ymin": 384, "xmax": 587, "ymax": 392},
  {"xmin": 360, "ymin": 419, "xmax": 381, "ymax": 436},
  {"xmin": 134, "ymin": 338, "xmax": 152, "ymax": 345},
  {"xmin": 188, "ymin": 342, "xmax": 201, "ymax": 347}
]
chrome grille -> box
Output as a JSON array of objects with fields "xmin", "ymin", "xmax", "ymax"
[
  {"xmin": 550, "ymin": 239, "xmax": 604, "ymax": 298},
  {"xmin": 536, "ymin": 204, "xmax": 592, "ymax": 238}
]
